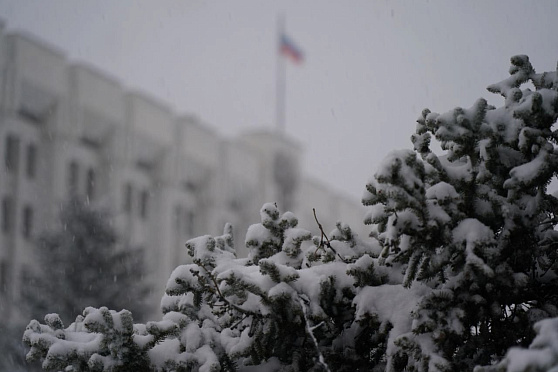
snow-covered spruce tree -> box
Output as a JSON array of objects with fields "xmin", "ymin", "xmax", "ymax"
[
  {"xmin": 362, "ymin": 55, "xmax": 558, "ymax": 371},
  {"xmin": 162, "ymin": 204, "xmax": 385, "ymax": 371},
  {"xmin": 23, "ymin": 199, "xmax": 151, "ymax": 325},
  {"xmin": 24, "ymin": 203, "xmax": 392, "ymax": 371}
]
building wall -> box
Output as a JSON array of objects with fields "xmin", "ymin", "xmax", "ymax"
[{"xmin": 0, "ymin": 26, "xmax": 370, "ymax": 322}]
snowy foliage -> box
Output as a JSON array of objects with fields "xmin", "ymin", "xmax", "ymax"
[
  {"xmin": 23, "ymin": 56, "xmax": 558, "ymax": 371},
  {"xmin": 475, "ymin": 317, "xmax": 558, "ymax": 372},
  {"xmin": 363, "ymin": 55, "xmax": 558, "ymax": 371},
  {"xmin": 24, "ymin": 204, "xmax": 382, "ymax": 371}
]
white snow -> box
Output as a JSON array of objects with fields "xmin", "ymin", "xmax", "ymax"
[
  {"xmin": 354, "ymin": 282, "xmax": 431, "ymax": 358},
  {"xmin": 425, "ymin": 182, "xmax": 459, "ymax": 201},
  {"xmin": 452, "ymin": 219, "xmax": 495, "ymax": 276}
]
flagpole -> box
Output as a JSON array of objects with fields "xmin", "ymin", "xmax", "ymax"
[{"xmin": 276, "ymin": 13, "xmax": 286, "ymax": 134}]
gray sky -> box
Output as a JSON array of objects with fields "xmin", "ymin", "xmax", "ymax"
[{"xmin": 0, "ymin": 0, "xmax": 557, "ymax": 200}]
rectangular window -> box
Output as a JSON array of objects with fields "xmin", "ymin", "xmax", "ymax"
[
  {"xmin": 185, "ymin": 210, "xmax": 195, "ymax": 236},
  {"xmin": 174, "ymin": 206, "xmax": 182, "ymax": 232},
  {"xmin": 26, "ymin": 143, "xmax": 37, "ymax": 179},
  {"xmin": 22, "ymin": 205, "xmax": 33, "ymax": 239},
  {"xmin": 2, "ymin": 197, "xmax": 13, "ymax": 234},
  {"xmin": 86, "ymin": 168, "xmax": 95, "ymax": 202},
  {"xmin": 123, "ymin": 183, "xmax": 133, "ymax": 214},
  {"xmin": 5, "ymin": 135, "xmax": 20, "ymax": 173},
  {"xmin": 0, "ymin": 260, "xmax": 7, "ymax": 294},
  {"xmin": 68, "ymin": 161, "xmax": 79, "ymax": 194},
  {"xmin": 139, "ymin": 190, "xmax": 149, "ymax": 219}
]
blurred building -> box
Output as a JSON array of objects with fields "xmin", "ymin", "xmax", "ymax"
[{"xmin": 0, "ymin": 25, "xmax": 368, "ymax": 321}]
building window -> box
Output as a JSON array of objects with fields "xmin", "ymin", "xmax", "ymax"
[
  {"xmin": 174, "ymin": 206, "xmax": 181, "ymax": 232},
  {"xmin": 2, "ymin": 197, "xmax": 13, "ymax": 234},
  {"xmin": 5, "ymin": 135, "xmax": 20, "ymax": 173},
  {"xmin": 26, "ymin": 143, "xmax": 37, "ymax": 179},
  {"xmin": 68, "ymin": 161, "xmax": 79, "ymax": 194},
  {"xmin": 139, "ymin": 190, "xmax": 149, "ymax": 219},
  {"xmin": 173, "ymin": 206, "xmax": 194, "ymax": 236},
  {"xmin": 86, "ymin": 168, "xmax": 95, "ymax": 201},
  {"xmin": 185, "ymin": 210, "xmax": 195, "ymax": 236},
  {"xmin": 22, "ymin": 205, "xmax": 33, "ymax": 239},
  {"xmin": 0, "ymin": 260, "xmax": 7, "ymax": 294},
  {"xmin": 123, "ymin": 183, "xmax": 133, "ymax": 214}
]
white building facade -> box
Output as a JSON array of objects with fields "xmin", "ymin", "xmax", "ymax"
[{"xmin": 0, "ymin": 26, "xmax": 368, "ymax": 321}]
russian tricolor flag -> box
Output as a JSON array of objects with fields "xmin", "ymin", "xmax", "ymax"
[{"xmin": 280, "ymin": 34, "xmax": 304, "ymax": 64}]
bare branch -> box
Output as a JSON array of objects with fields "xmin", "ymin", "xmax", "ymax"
[{"xmin": 313, "ymin": 208, "xmax": 349, "ymax": 263}]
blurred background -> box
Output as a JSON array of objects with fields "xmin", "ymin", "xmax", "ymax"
[{"xmin": 0, "ymin": 1, "xmax": 557, "ymax": 370}]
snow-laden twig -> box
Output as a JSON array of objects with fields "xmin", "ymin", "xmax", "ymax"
[
  {"xmin": 298, "ymin": 297, "xmax": 331, "ymax": 372},
  {"xmin": 196, "ymin": 260, "xmax": 257, "ymax": 316}
]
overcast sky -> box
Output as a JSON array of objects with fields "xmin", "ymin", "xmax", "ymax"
[{"xmin": 0, "ymin": 1, "xmax": 557, "ymax": 200}]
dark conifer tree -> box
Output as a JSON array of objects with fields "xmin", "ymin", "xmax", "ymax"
[{"xmin": 24, "ymin": 199, "xmax": 150, "ymax": 324}]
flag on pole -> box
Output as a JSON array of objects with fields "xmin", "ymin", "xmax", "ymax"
[{"xmin": 280, "ymin": 34, "xmax": 304, "ymax": 64}]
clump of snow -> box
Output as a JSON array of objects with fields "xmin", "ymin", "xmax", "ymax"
[
  {"xmin": 425, "ymin": 182, "xmax": 459, "ymax": 201},
  {"xmin": 354, "ymin": 283, "xmax": 431, "ymax": 357},
  {"xmin": 452, "ymin": 219, "xmax": 495, "ymax": 276}
]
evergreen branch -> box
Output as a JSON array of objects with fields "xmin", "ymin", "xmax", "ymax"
[
  {"xmin": 538, "ymin": 217, "xmax": 558, "ymax": 226},
  {"xmin": 198, "ymin": 262, "xmax": 259, "ymax": 317},
  {"xmin": 537, "ymin": 257, "xmax": 557, "ymax": 279},
  {"xmin": 230, "ymin": 314, "xmax": 249, "ymax": 330},
  {"xmin": 298, "ymin": 297, "xmax": 332, "ymax": 372}
]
